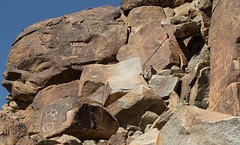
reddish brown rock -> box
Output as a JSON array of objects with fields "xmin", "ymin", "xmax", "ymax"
[
  {"xmin": 3, "ymin": 6, "xmax": 128, "ymax": 102},
  {"xmin": 23, "ymin": 110, "xmax": 41, "ymax": 135},
  {"xmin": 78, "ymin": 58, "xmax": 147, "ymax": 106},
  {"xmin": 40, "ymin": 97, "xmax": 119, "ymax": 140},
  {"xmin": 129, "ymin": 128, "xmax": 160, "ymax": 145},
  {"xmin": 211, "ymin": 82, "xmax": 240, "ymax": 116},
  {"xmin": 158, "ymin": 106, "xmax": 240, "ymax": 145},
  {"xmin": 208, "ymin": 0, "xmax": 240, "ymax": 115},
  {"xmin": 117, "ymin": 21, "xmax": 186, "ymax": 72},
  {"xmin": 126, "ymin": 6, "xmax": 166, "ymax": 32},
  {"xmin": 106, "ymin": 85, "xmax": 167, "ymax": 128},
  {"xmin": 0, "ymin": 111, "xmax": 32, "ymax": 145},
  {"xmin": 33, "ymin": 80, "xmax": 79, "ymax": 110},
  {"xmin": 120, "ymin": 0, "xmax": 193, "ymax": 12}
]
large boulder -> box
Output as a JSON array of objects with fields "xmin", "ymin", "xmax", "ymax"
[
  {"xmin": 2, "ymin": 6, "xmax": 128, "ymax": 102},
  {"xmin": 117, "ymin": 21, "xmax": 187, "ymax": 72},
  {"xmin": 126, "ymin": 6, "xmax": 166, "ymax": 32},
  {"xmin": 158, "ymin": 106, "xmax": 240, "ymax": 145},
  {"xmin": 78, "ymin": 58, "xmax": 147, "ymax": 106},
  {"xmin": 33, "ymin": 80, "xmax": 79, "ymax": 110},
  {"xmin": 106, "ymin": 85, "xmax": 167, "ymax": 128},
  {"xmin": 40, "ymin": 98, "xmax": 119, "ymax": 140},
  {"xmin": 120, "ymin": 0, "xmax": 193, "ymax": 12},
  {"xmin": 208, "ymin": 0, "xmax": 240, "ymax": 115}
]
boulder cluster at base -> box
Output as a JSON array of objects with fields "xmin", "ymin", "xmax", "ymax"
[{"xmin": 1, "ymin": 0, "xmax": 240, "ymax": 145}]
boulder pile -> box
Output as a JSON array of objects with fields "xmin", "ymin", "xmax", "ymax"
[{"xmin": 1, "ymin": 0, "xmax": 240, "ymax": 144}]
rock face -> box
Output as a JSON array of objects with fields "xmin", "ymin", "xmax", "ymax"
[
  {"xmin": 107, "ymin": 85, "xmax": 167, "ymax": 128},
  {"xmin": 40, "ymin": 98, "xmax": 118, "ymax": 140},
  {"xmin": 1, "ymin": 0, "xmax": 240, "ymax": 144},
  {"xmin": 208, "ymin": 0, "xmax": 240, "ymax": 116},
  {"xmin": 158, "ymin": 106, "xmax": 240, "ymax": 145},
  {"xmin": 2, "ymin": 6, "xmax": 128, "ymax": 102},
  {"xmin": 117, "ymin": 21, "xmax": 183, "ymax": 72},
  {"xmin": 78, "ymin": 58, "xmax": 147, "ymax": 106}
]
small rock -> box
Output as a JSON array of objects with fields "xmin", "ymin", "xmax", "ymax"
[
  {"xmin": 129, "ymin": 128, "xmax": 160, "ymax": 145},
  {"xmin": 149, "ymin": 75, "xmax": 179, "ymax": 99},
  {"xmin": 138, "ymin": 111, "xmax": 159, "ymax": 131},
  {"xmin": 170, "ymin": 65, "xmax": 183, "ymax": 74},
  {"xmin": 150, "ymin": 110, "xmax": 174, "ymax": 130},
  {"xmin": 109, "ymin": 127, "xmax": 127, "ymax": 145},
  {"xmin": 51, "ymin": 134, "xmax": 82, "ymax": 145},
  {"xmin": 107, "ymin": 85, "xmax": 167, "ymax": 128},
  {"xmin": 83, "ymin": 140, "xmax": 97, "ymax": 145}
]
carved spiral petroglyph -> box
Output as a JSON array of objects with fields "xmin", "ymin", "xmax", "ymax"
[{"xmin": 42, "ymin": 123, "xmax": 55, "ymax": 132}]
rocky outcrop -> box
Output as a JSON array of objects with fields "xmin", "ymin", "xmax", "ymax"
[
  {"xmin": 1, "ymin": 0, "xmax": 240, "ymax": 144},
  {"xmin": 158, "ymin": 106, "xmax": 240, "ymax": 145},
  {"xmin": 208, "ymin": 0, "xmax": 240, "ymax": 116}
]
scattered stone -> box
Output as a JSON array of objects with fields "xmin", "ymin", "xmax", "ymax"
[
  {"xmin": 138, "ymin": 111, "xmax": 159, "ymax": 131},
  {"xmin": 78, "ymin": 58, "xmax": 147, "ymax": 106},
  {"xmin": 51, "ymin": 134, "xmax": 83, "ymax": 145},
  {"xmin": 109, "ymin": 127, "xmax": 127, "ymax": 145},
  {"xmin": 168, "ymin": 91, "xmax": 180, "ymax": 109},
  {"xmin": 150, "ymin": 110, "xmax": 174, "ymax": 130},
  {"xmin": 83, "ymin": 140, "xmax": 97, "ymax": 145},
  {"xmin": 97, "ymin": 140, "xmax": 109, "ymax": 145},
  {"xmin": 40, "ymin": 98, "xmax": 119, "ymax": 140},
  {"xmin": 189, "ymin": 67, "xmax": 210, "ymax": 109},
  {"xmin": 170, "ymin": 65, "xmax": 183, "ymax": 74},
  {"xmin": 158, "ymin": 106, "xmax": 240, "ymax": 145},
  {"xmin": 107, "ymin": 85, "xmax": 167, "ymax": 128},
  {"xmin": 149, "ymin": 75, "xmax": 179, "ymax": 99},
  {"xmin": 129, "ymin": 128, "xmax": 160, "ymax": 145}
]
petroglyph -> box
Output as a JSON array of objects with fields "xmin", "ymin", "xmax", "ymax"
[
  {"xmin": 42, "ymin": 123, "xmax": 55, "ymax": 132},
  {"xmin": 45, "ymin": 109, "xmax": 58, "ymax": 120}
]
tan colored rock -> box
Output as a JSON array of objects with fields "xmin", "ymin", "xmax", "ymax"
[
  {"xmin": 40, "ymin": 98, "xmax": 119, "ymax": 140},
  {"xmin": 158, "ymin": 106, "xmax": 240, "ymax": 145},
  {"xmin": 107, "ymin": 85, "xmax": 167, "ymax": 128},
  {"xmin": 33, "ymin": 80, "xmax": 79, "ymax": 110},
  {"xmin": 78, "ymin": 58, "xmax": 147, "ymax": 106},
  {"xmin": 50, "ymin": 134, "xmax": 82, "ymax": 145},
  {"xmin": 168, "ymin": 91, "xmax": 180, "ymax": 109},
  {"xmin": 208, "ymin": 0, "xmax": 240, "ymax": 115},
  {"xmin": 150, "ymin": 110, "xmax": 174, "ymax": 130},
  {"xmin": 126, "ymin": 6, "xmax": 166, "ymax": 32},
  {"xmin": 108, "ymin": 127, "xmax": 127, "ymax": 145},
  {"xmin": 138, "ymin": 111, "xmax": 159, "ymax": 131},
  {"xmin": 129, "ymin": 128, "xmax": 160, "ymax": 145},
  {"xmin": 149, "ymin": 75, "xmax": 179, "ymax": 99},
  {"xmin": 0, "ymin": 111, "xmax": 31, "ymax": 145},
  {"xmin": 23, "ymin": 110, "xmax": 41, "ymax": 135},
  {"xmin": 211, "ymin": 82, "xmax": 240, "ymax": 116},
  {"xmin": 83, "ymin": 140, "xmax": 97, "ymax": 145},
  {"xmin": 117, "ymin": 21, "xmax": 184, "ymax": 72}
]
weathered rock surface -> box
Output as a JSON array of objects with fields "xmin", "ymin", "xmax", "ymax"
[
  {"xmin": 0, "ymin": 111, "xmax": 33, "ymax": 145},
  {"xmin": 117, "ymin": 21, "xmax": 186, "ymax": 72},
  {"xmin": 129, "ymin": 128, "xmax": 160, "ymax": 145},
  {"xmin": 33, "ymin": 80, "xmax": 79, "ymax": 110},
  {"xmin": 138, "ymin": 111, "xmax": 158, "ymax": 131},
  {"xmin": 40, "ymin": 98, "xmax": 119, "ymax": 140},
  {"xmin": 149, "ymin": 75, "xmax": 179, "ymax": 99},
  {"xmin": 120, "ymin": 0, "xmax": 193, "ymax": 12},
  {"xmin": 107, "ymin": 85, "xmax": 167, "ymax": 128},
  {"xmin": 208, "ymin": 0, "xmax": 240, "ymax": 115},
  {"xmin": 158, "ymin": 106, "xmax": 240, "ymax": 145},
  {"xmin": 126, "ymin": 6, "xmax": 166, "ymax": 32},
  {"xmin": 78, "ymin": 58, "xmax": 147, "ymax": 106},
  {"xmin": 2, "ymin": 6, "xmax": 128, "ymax": 102}
]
